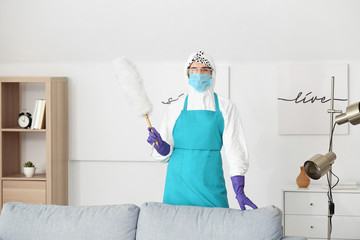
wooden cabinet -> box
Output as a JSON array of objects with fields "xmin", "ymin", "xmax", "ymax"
[
  {"xmin": 0, "ymin": 77, "xmax": 68, "ymax": 209},
  {"xmin": 3, "ymin": 180, "xmax": 46, "ymax": 204},
  {"xmin": 283, "ymin": 186, "xmax": 360, "ymax": 240}
]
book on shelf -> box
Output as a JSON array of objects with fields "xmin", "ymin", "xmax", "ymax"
[
  {"xmin": 37, "ymin": 99, "xmax": 46, "ymax": 129},
  {"xmin": 30, "ymin": 100, "xmax": 39, "ymax": 129},
  {"xmin": 31, "ymin": 99, "xmax": 46, "ymax": 129}
]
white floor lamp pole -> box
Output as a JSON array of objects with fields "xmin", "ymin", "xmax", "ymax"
[{"xmin": 327, "ymin": 76, "xmax": 342, "ymax": 240}]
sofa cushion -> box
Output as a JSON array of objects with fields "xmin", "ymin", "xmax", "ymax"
[
  {"xmin": 0, "ymin": 202, "xmax": 139, "ymax": 240},
  {"xmin": 136, "ymin": 202, "xmax": 283, "ymax": 240}
]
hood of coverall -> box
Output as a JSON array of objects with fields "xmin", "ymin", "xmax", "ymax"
[
  {"xmin": 184, "ymin": 51, "xmax": 216, "ymax": 95},
  {"xmin": 182, "ymin": 51, "xmax": 217, "ymax": 110}
]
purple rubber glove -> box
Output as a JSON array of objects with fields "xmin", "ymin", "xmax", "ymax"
[
  {"xmin": 147, "ymin": 127, "xmax": 170, "ymax": 156},
  {"xmin": 231, "ymin": 175, "xmax": 258, "ymax": 210}
]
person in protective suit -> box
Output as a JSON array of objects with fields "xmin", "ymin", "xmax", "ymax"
[{"xmin": 147, "ymin": 51, "xmax": 257, "ymax": 210}]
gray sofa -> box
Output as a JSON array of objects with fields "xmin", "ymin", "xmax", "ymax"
[{"xmin": 0, "ymin": 202, "xmax": 305, "ymax": 240}]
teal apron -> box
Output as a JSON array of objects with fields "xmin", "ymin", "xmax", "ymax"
[{"xmin": 163, "ymin": 93, "xmax": 229, "ymax": 208}]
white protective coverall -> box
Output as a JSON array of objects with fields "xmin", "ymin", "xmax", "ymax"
[{"xmin": 152, "ymin": 51, "xmax": 249, "ymax": 178}]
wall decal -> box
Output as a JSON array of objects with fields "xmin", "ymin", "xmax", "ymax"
[{"xmin": 278, "ymin": 64, "xmax": 348, "ymax": 135}]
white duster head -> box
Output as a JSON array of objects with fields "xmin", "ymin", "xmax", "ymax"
[{"xmin": 112, "ymin": 56, "xmax": 152, "ymax": 116}]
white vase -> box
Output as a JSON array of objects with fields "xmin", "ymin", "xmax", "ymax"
[{"xmin": 24, "ymin": 167, "xmax": 36, "ymax": 177}]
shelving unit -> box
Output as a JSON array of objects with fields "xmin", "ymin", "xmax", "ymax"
[{"xmin": 0, "ymin": 77, "xmax": 68, "ymax": 209}]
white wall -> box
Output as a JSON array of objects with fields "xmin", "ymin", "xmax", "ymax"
[{"xmin": 1, "ymin": 0, "xmax": 360, "ymax": 210}]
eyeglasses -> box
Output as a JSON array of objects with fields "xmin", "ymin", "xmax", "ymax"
[{"xmin": 188, "ymin": 67, "xmax": 212, "ymax": 75}]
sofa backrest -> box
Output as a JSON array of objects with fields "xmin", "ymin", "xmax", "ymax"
[
  {"xmin": 0, "ymin": 202, "xmax": 286, "ymax": 240},
  {"xmin": 0, "ymin": 202, "xmax": 139, "ymax": 240},
  {"xmin": 136, "ymin": 202, "xmax": 284, "ymax": 240}
]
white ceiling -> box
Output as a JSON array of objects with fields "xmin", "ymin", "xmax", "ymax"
[{"xmin": 1, "ymin": 0, "xmax": 360, "ymax": 62}]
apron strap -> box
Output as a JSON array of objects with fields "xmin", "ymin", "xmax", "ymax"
[
  {"xmin": 183, "ymin": 93, "xmax": 220, "ymax": 111},
  {"xmin": 214, "ymin": 93, "xmax": 220, "ymax": 112},
  {"xmin": 183, "ymin": 95, "xmax": 189, "ymax": 111}
]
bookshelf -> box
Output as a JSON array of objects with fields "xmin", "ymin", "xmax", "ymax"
[{"xmin": 0, "ymin": 77, "xmax": 68, "ymax": 209}]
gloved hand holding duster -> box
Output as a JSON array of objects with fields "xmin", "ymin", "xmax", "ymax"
[{"xmin": 147, "ymin": 127, "xmax": 170, "ymax": 156}]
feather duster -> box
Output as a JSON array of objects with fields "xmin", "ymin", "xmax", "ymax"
[
  {"xmin": 112, "ymin": 56, "xmax": 152, "ymax": 116},
  {"xmin": 112, "ymin": 56, "xmax": 158, "ymax": 145}
]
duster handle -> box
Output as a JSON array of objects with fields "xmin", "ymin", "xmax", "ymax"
[{"xmin": 144, "ymin": 114, "xmax": 159, "ymax": 146}]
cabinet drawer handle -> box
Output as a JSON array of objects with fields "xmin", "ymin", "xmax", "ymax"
[
  {"xmin": 310, "ymin": 226, "xmax": 314, "ymax": 229},
  {"xmin": 310, "ymin": 203, "xmax": 313, "ymax": 206}
]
